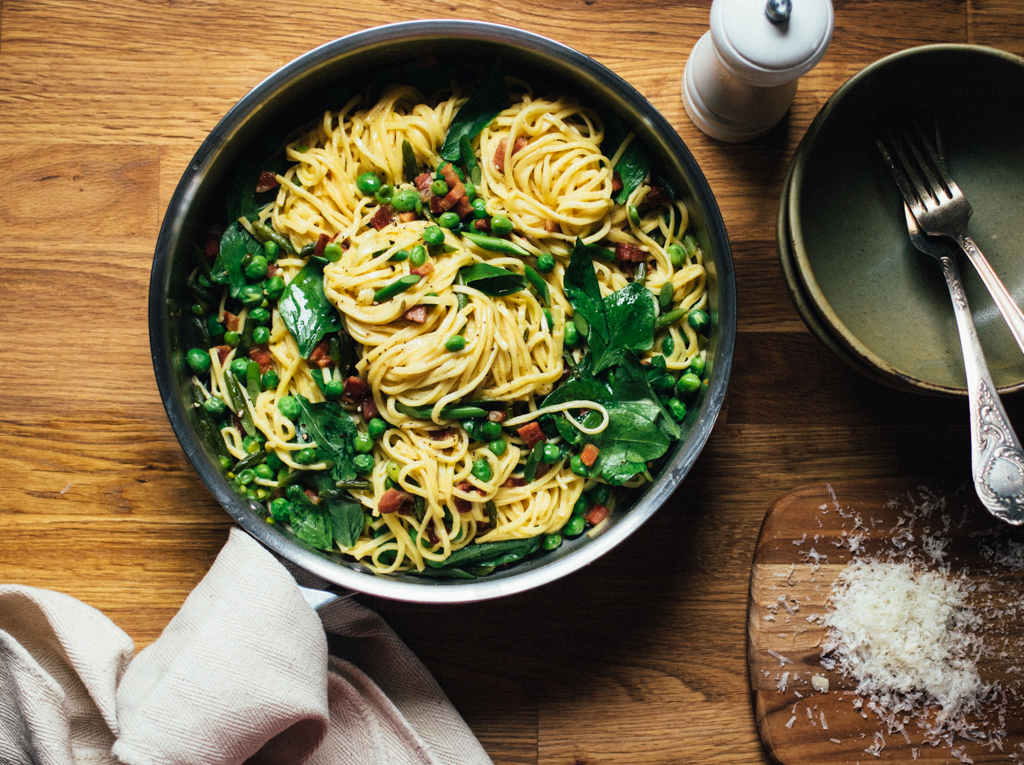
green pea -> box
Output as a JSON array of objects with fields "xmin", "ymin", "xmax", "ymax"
[
  {"xmin": 224, "ymin": 330, "xmax": 239, "ymax": 346},
  {"xmin": 689, "ymin": 356, "xmax": 706, "ymax": 377},
  {"xmin": 252, "ymin": 326, "xmax": 271, "ymax": 344},
  {"xmin": 323, "ymin": 242, "xmax": 343, "ymax": 262},
  {"xmin": 586, "ymin": 484, "xmax": 610, "ymax": 505},
  {"xmin": 375, "ymin": 184, "xmax": 393, "ymax": 204},
  {"xmin": 463, "ymin": 181, "xmax": 476, "ymax": 201},
  {"xmin": 367, "ymin": 418, "xmax": 387, "ymax": 439},
  {"xmin": 445, "ymin": 334, "xmax": 467, "ymax": 352},
  {"xmin": 536, "ymin": 253, "xmax": 555, "ymax": 273},
  {"xmin": 563, "ymin": 515, "xmax": 586, "ymax": 537},
  {"xmin": 431, "ymin": 179, "xmax": 449, "ymax": 196},
  {"xmin": 662, "ymin": 335, "xmax": 675, "ymax": 357},
  {"xmin": 472, "ymin": 198, "xmax": 488, "ymax": 219},
  {"xmin": 542, "ymin": 443, "xmax": 561, "ymax": 464},
  {"xmin": 254, "ymin": 487, "xmax": 269, "ymax": 501},
  {"xmin": 410, "ymin": 244, "xmax": 428, "ymax": 267},
  {"xmin": 249, "ymin": 307, "xmax": 270, "ymax": 324},
  {"xmin": 207, "ymin": 315, "xmax": 225, "ymax": 338},
  {"xmin": 219, "ymin": 455, "xmax": 232, "ymax": 470},
  {"xmin": 354, "ymin": 453, "xmax": 375, "ymax": 473},
  {"xmin": 263, "ymin": 240, "xmax": 280, "ymax": 261},
  {"xmin": 667, "ymin": 243, "xmax": 685, "ymax": 266},
  {"xmin": 488, "ymin": 438, "xmax": 507, "ymax": 456},
  {"xmin": 688, "ymin": 309, "xmax": 710, "ymax": 333},
  {"xmin": 295, "ymin": 447, "xmax": 318, "ymax": 465},
  {"xmin": 668, "ymin": 397, "xmax": 688, "ymax": 421},
  {"xmin": 357, "ymin": 172, "xmax": 381, "ymax": 195},
  {"xmin": 677, "ymin": 373, "xmax": 702, "ymax": 396},
  {"xmin": 239, "ymin": 284, "xmax": 264, "ymax": 306},
  {"xmin": 242, "ymin": 435, "xmax": 262, "ymax": 454},
  {"xmin": 266, "ymin": 451, "xmax": 283, "ymax": 471},
  {"xmin": 186, "ymin": 348, "xmax": 211, "ymax": 374},
  {"xmin": 490, "ymin": 214, "xmax": 513, "ymax": 237},
  {"xmin": 471, "ymin": 458, "xmax": 493, "ymax": 482},
  {"xmin": 391, "ymin": 188, "xmax": 419, "ymax": 212},
  {"xmin": 245, "ymin": 255, "xmax": 268, "ymax": 279},
  {"xmin": 264, "ymin": 276, "xmax": 286, "ymax": 300},
  {"xmin": 230, "ymin": 358, "xmax": 250, "ymax": 379},
  {"xmin": 237, "ymin": 468, "xmax": 255, "ymax": 485},
  {"xmin": 262, "ymin": 370, "xmax": 280, "ymax": 390},
  {"xmin": 190, "ymin": 302, "xmax": 205, "ymax": 317},
  {"xmin": 480, "ymin": 420, "xmax": 502, "ymax": 441},
  {"xmin": 203, "ymin": 396, "xmax": 226, "ymax": 416},
  {"xmin": 385, "ymin": 459, "xmax": 401, "ymax": 483},
  {"xmin": 354, "ymin": 433, "xmax": 374, "ymax": 454},
  {"xmin": 682, "ymin": 233, "xmax": 699, "ymax": 257},
  {"xmin": 542, "ymin": 533, "xmax": 563, "ymax": 551},
  {"xmin": 628, "ymin": 204, "xmax": 640, "ymax": 226},
  {"xmin": 573, "ymin": 496, "xmax": 589, "ymax": 515},
  {"xmin": 438, "ymin": 211, "xmax": 460, "ymax": 229},
  {"xmin": 422, "ymin": 225, "xmax": 445, "ymax": 246},
  {"xmin": 564, "ymin": 321, "xmax": 578, "ymax": 347},
  {"xmin": 269, "ymin": 497, "xmax": 291, "ymax": 521},
  {"xmin": 570, "ymin": 455, "xmax": 589, "ymax": 477},
  {"xmin": 278, "ymin": 396, "xmax": 300, "ymax": 419},
  {"xmin": 324, "ymin": 379, "xmax": 345, "ymax": 398},
  {"xmin": 255, "ymin": 463, "xmax": 274, "ymax": 480}
]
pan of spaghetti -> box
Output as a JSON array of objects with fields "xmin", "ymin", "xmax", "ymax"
[{"xmin": 150, "ymin": 21, "xmax": 735, "ymax": 603}]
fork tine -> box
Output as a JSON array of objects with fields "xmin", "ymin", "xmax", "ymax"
[
  {"xmin": 899, "ymin": 121, "xmax": 951, "ymax": 205},
  {"xmin": 909, "ymin": 116, "xmax": 960, "ymax": 196},
  {"xmin": 874, "ymin": 132, "xmax": 926, "ymax": 218}
]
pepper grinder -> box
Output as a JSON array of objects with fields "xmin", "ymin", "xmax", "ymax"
[{"xmin": 682, "ymin": 0, "xmax": 834, "ymax": 143}]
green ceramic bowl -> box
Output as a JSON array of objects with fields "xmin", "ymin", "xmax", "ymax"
[{"xmin": 788, "ymin": 44, "xmax": 1024, "ymax": 396}]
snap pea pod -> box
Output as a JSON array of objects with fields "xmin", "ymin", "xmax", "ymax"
[
  {"xmin": 246, "ymin": 361, "xmax": 261, "ymax": 403},
  {"xmin": 373, "ymin": 274, "xmax": 421, "ymax": 303},
  {"xmin": 655, "ymin": 306, "xmax": 687, "ymax": 330},
  {"xmin": 524, "ymin": 264, "xmax": 549, "ymax": 305},
  {"xmin": 223, "ymin": 373, "xmax": 256, "ymax": 437},
  {"xmin": 456, "ymin": 292, "xmax": 470, "ymax": 313},
  {"xmin": 459, "ymin": 135, "xmax": 481, "ymax": 186},
  {"xmin": 394, "ymin": 401, "xmax": 489, "ymax": 420},
  {"xmin": 401, "ymin": 139, "xmax": 418, "ymax": 182},
  {"xmin": 462, "ymin": 231, "xmax": 529, "ymax": 257},
  {"xmin": 318, "ymin": 485, "xmax": 371, "ymax": 501},
  {"xmin": 297, "ymin": 241, "xmax": 317, "ymax": 258},
  {"xmin": 659, "ymin": 282, "xmax": 674, "ymax": 312},
  {"xmin": 234, "ymin": 449, "xmax": 266, "ymax": 472},
  {"xmin": 523, "ymin": 441, "xmax": 545, "ymax": 483},
  {"xmin": 251, "ymin": 221, "xmax": 296, "ymax": 255}
]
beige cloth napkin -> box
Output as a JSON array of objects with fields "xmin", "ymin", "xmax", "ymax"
[{"xmin": 0, "ymin": 527, "xmax": 493, "ymax": 765}]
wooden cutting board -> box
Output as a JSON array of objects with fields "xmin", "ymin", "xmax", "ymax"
[{"xmin": 748, "ymin": 479, "xmax": 1024, "ymax": 765}]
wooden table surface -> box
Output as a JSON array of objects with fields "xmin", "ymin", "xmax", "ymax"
[{"xmin": 4, "ymin": 2, "xmax": 1024, "ymax": 763}]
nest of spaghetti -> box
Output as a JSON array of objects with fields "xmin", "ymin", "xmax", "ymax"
[{"xmin": 183, "ymin": 71, "xmax": 709, "ymax": 577}]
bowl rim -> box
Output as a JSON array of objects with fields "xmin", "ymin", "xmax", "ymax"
[
  {"xmin": 149, "ymin": 19, "xmax": 736, "ymax": 603},
  {"xmin": 787, "ymin": 43, "xmax": 1024, "ymax": 397}
]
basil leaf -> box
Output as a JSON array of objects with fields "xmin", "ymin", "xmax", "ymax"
[
  {"xmin": 612, "ymin": 354, "xmax": 681, "ymax": 440},
  {"xmin": 603, "ymin": 111, "xmax": 651, "ymax": 205},
  {"xmin": 324, "ymin": 494, "xmax": 364, "ymax": 549},
  {"xmin": 586, "ymin": 402, "xmax": 670, "ymax": 485},
  {"xmin": 440, "ymin": 62, "xmax": 510, "ymax": 162},
  {"xmin": 564, "ymin": 239, "xmax": 611, "ymax": 343},
  {"xmin": 458, "ymin": 262, "xmax": 527, "ymax": 297},
  {"xmin": 588, "ymin": 283, "xmax": 656, "ymax": 374},
  {"xmin": 293, "ymin": 395, "xmax": 359, "ymax": 484},
  {"xmin": 285, "ymin": 485, "xmax": 333, "ymax": 550},
  {"xmin": 279, "ymin": 260, "xmax": 344, "ymax": 357},
  {"xmin": 211, "ymin": 222, "xmax": 261, "ymax": 299}
]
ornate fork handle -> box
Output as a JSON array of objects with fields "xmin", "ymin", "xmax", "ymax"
[
  {"xmin": 940, "ymin": 252, "xmax": 1024, "ymax": 525},
  {"xmin": 956, "ymin": 232, "xmax": 1024, "ymax": 354}
]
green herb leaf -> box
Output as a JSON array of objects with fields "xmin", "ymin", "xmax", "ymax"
[
  {"xmin": 428, "ymin": 537, "xmax": 539, "ymax": 569},
  {"xmin": 440, "ymin": 62, "xmax": 510, "ymax": 162},
  {"xmin": 226, "ymin": 157, "xmax": 288, "ymax": 223},
  {"xmin": 458, "ymin": 262, "xmax": 527, "ymax": 297},
  {"xmin": 586, "ymin": 402, "xmax": 670, "ymax": 485},
  {"xmin": 279, "ymin": 260, "xmax": 344, "ymax": 357},
  {"xmin": 285, "ymin": 485, "xmax": 333, "ymax": 550},
  {"xmin": 211, "ymin": 222, "xmax": 262, "ymax": 299},
  {"xmin": 603, "ymin": 111, "xmax": 651, "ymax": 205},
  {"xmin": 589, "ymin": 283, "xmax": 656, "ymax": 373},
  {"xmin": 293, "ymin": 395, "xmax": 359, "ymax": 484},
  {"xmin": 324, "ymin": 494, "xmax": 364, "ymax": 549},
  {"xmin": 191, "ymin": 385, "xmax": 230, "ymax": 459}
]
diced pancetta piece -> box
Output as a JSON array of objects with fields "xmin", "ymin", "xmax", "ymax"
[
  {"xmin": 379, "ymin": 488, "xmax": 413, "ymax": 515},
  {"xmin": 360, "ymin": 397, "xmax": 379, "ymax": 421},
  {"xmin": 614, "ymin": 242, "xmax": 646, "ymax": 263},
  {"xmin": 370, "ymin": 205, "xmax": 394, "ymax": 231},
  {"xmin": 410, "ymin": 262, "xmax": 433, "ymax": 277},
  {"xmin": 307, "ymin": 338, "xmax": 332, "ymax": 369},
  {"xmin": 403, "ymin": 305, "xmax": 427, "ymax": 323},
  {"xmin": 248, "ymin": 344, "xmax": 274, "ymax": 374},
  {"xmin": 343, "ymin": 376, "xmax": 369, "ymax": 402},
  {"xmin": 516, "ymin": 421, "xmax": 546, "ymax": 448},
  {"xmin": 646, "ymin": 185, "xmax": 669, "ymax": 208},
  {"xmin": 223, "ymin": 312, "xmax": 240, "ymax": 332}
]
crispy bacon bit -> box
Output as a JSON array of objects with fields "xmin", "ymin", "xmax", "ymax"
[
  {"xmin": 360, "ymin": 397, "xmax": 379, "ymax": 421},
  {"xmin": 430, "ymin": 428, "xmax": 455, "ymax": 441},
  {"xmin": 614, "ymin": 241, "xmax": 646, "ymax": 263},
  {"xmin": 304, "ymin": 488, "xmax": 321, "ymax": 506},
  {"xmin": 212, "ymin": 345, "xmax": 231, "ymax": 364},
  {"xmin": 410, "ymin": 261, "xmax": 434, "ymax": 277},
  {"xmin": 516, "ymin": 421, "xmax": 546, "ymax": 448},
  {"xmin": 343, "ymin": 376, "xmax": 369, "ymax": 403},
  {"xmin": 611, "ymin": 171, "xmax": 623, "ymax": 194},
  {"xmin": 454, "ymin": 195, "xmax": 474, "ymax": 219},
  {"xmin": 440, "ymin": 180, "xmax": 466, "ymax": 212},
  {"xmin": 379, "ymin": 488, "xmax": 413, "ymax": 515},
  {"xmin": 415, "ymin": 172, "xmax": 434, "ymax": 201},
  {"xmin": 403, "ymin": 305, "xmax": 427, "ymax": 324},
  {"xmin": 266, "ymin": 263, "xmax": 279, "ymax": 278},
  {"xmin": 426, "ymin": 524, "xmax": 440, "ymax": 546},
  {"xmin": 454, "ymin": 480, "xmax": 485, "ymax": 513},
  {"xmin": 223, "ymin": 312, "xmax": 240, "ymax": 332},
  {"xmin": 397, "ymin": 211, "xmax": 417, "ymax": 223},
  {"xmin": 307, "ymin": 338, "xmax": 333, "ymax": 369},
  {"xmin": 580, "ymin": 443, "xmax": 600, "ymax": 468},
  {"xmin": 204, "ymin": 238, "xmax": 220, "ymax": 259},
  {"xmin": 255, "ymin": 170, "xmax": 279, "ymax": 194},
  {"xmin": 248, "ymin": 344, "xmax": 274, "ymax": 374},
  {"xmin": 502, "ymin": 476, "xmax": 527, "ymax": 488},
  {"xmin": 544, "ymin": 219, "xmax": 560, "ymax": 234},
  {"xmin": 440, "ymin": 163, "xmax": 461, "ymax": 188},
  {"xmin": 370, "ymin": 205, "xmax": 394, "ymax": 231},
  {"xmin": 473, "ymin": 218, "xmax": 491, "ymax": 233},
  {"xmin": 492, "ymin": 137, "xmax": 508, "ymax": 173},
  {"xmin": 429, "ymin": 194, "xmax": 444, "ymax": 215},
  {"xmin": 488, "ymin": 409, "xmax": 506, "ymax": 422},
  {"xmin": 646, "ymin": 185, "xmax": 669, "ymax": 208},
  {"xmin": 313, "ymin": 233, "xmax": 330, "ymax": 259},
  {"xmin": 513, "ymin": 136, "xmax": 528, "ymax": 154},
  {"xmin": 585, "ymin": 504, "xmax": 609, "ymax": 526},
  {"xmin": 233, "ymin": 413, "xmax": 244, "ymax": 433}
]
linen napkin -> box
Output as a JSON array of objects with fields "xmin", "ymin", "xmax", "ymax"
[{"xmin": 0, "ymin": 527, "xmax": 493, "ymax": 765}]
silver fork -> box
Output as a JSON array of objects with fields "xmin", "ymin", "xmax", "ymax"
[
  {"xmin": 875, "ymin": 117, "xmax": 1024, "ymax": 356},
  {"xmin": 903, "ymin": 203, "xmax": 1024, "ymax": 525}
]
